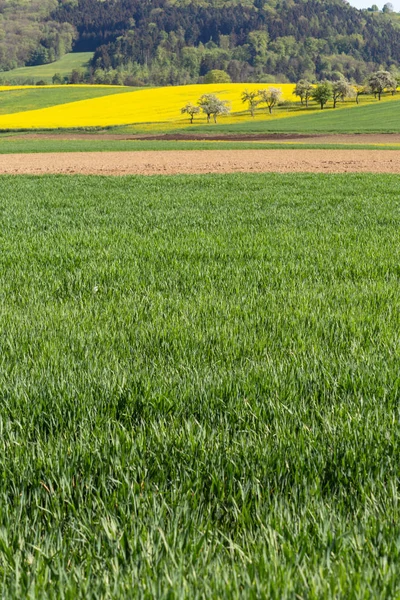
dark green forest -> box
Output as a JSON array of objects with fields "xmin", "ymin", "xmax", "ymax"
[{"xmin": 2, "ymin": 0, "xmax": 400, "ymax": 84}]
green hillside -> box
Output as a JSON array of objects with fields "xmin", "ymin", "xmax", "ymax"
[
  {"xmin": 264, "ymin": 97, "xmax": 400, "ymax": 133},
  {"xmin": 178, "ymin": 97, "xmax": 400, "ymax": 134},
  {"xmin": 0, "ymin": 86, "xmax": 135, "ymax": 116},
  {"xmin": 1, "ymin": 53, "xmax": 94, "ymax": 85}
]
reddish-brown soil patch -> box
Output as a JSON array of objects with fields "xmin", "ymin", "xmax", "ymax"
[
  {"xmin": 1, "ymin": 149, "xmax": 400, "ymax": 175},
  {"xmin": 8, "ymin": 133, "xmax": 400, "ymax": 144}
]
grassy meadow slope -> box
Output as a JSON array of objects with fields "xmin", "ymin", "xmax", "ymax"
[
  {"xmin": 1, "ymin": 53, "xmax": 94, "ymax": 84},
  {"xmin": 180, "ymin": 96, "xmax": 400, "ymax": 135},
  {"xmin": 2, "ymin": 173, "xmax": 400, "ymax": 597},
  {"xmin": 0, "ymin": 86, "xmax": 135, "ymax": 115}
]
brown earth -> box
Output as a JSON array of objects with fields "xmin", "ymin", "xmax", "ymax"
[
  {"xmin": 1, "ymin": 149, "xmax": 400, "ymax": 175},
  {"xmin": 9, "ymin": 133, "xmax": 400, "ymax": 144}
]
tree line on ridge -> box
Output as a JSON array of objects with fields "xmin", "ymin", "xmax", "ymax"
[{"xmin": 2, "ymin": 0, "xmax": 400, "ymax": 88}]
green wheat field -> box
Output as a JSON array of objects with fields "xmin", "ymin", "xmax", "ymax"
[{"xmin": 1, "ymin": 173, "xmax": 400, "ymax": 598}]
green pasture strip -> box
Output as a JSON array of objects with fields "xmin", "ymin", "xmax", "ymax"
[
  {"xmin": 167, "ymin": 97, "xmax": 400, "ymax": 135},
  {"xmin": 2, "ymin": 52, "xmax": 94, "ymax": 84},
  {"xmin": 2, "ymin": 173, "xmax": 400, "ymax": 597},
  {"xmin": 1, "ymin": 138, "xmax": 400, "ymax": 153},
  {"xmin": 0, "ymin": 86, "xmax": 134, "ymax": 115},
  {"xmin": 109, "ymin": 94, "xmax": 399, "ymax": 136},
  {"xmin": 103, "ymin": 96, "xmax": 400, "ymax": 136}
]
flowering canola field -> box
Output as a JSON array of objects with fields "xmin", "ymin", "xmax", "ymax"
[{"xmin": 0, "ymin": 83, "xmax": 295, "ymax": 129}]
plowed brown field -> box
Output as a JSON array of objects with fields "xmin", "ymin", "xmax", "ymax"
[{"xmin": 1, "ymin": 149, "xmax": 400, "ymax": 175}]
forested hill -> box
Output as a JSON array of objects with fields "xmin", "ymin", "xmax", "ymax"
[{"xmin": 2, "ymin": 0, "xmax": 400, "ymax": 85}]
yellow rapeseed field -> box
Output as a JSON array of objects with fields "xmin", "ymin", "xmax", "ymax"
[{"xmin": 0, "ymin": 83, "xmax": 295, "ymax": 129}]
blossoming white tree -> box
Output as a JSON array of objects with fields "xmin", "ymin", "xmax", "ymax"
[
  {"xmin": 258, "ymin": 87, "xmax": 282, "ymax": 114},
  {"xmin": 198, "ymin": 94, "xmax": 230, "ymax": 123}
]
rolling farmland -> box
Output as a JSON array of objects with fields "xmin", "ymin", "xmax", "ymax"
[
  {"xmin": 0, "ymin": 82, "xmax": 398, "ymax": 135},
  {"xmin": 1, "ymin": 0, "xmax": 400, "ymax": 593},
  {"xmin": 2, "ymin": 72, "xmax": 400, "ymax": 598},
  {"xmin": 0, "ymin": 83, "xmax": 295, "ymax": 129},
  {"xmin": 182, "ymin": 95, "xmax": 400, "ymax": 135}
]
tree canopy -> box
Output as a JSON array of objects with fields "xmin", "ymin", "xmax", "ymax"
[
  {"xmin": 312, "ymin": 81, "xmax": 333, "ymax": 109},
  {"xmin": 2, "ymin": 0, "xmax": 400, "ymax": 87},
  {"xmin": 198, "ymin": 94, "xmax": 231, "ymax": 122}
]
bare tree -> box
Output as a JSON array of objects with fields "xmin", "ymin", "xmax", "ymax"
[
  {"xmin": 258, "ymin": 87, "xmax": 282, "ymax": 114},
  {"xmin": 352, "ymin": 83, "xmax": 365, "ymax": 104},
  {"xmin": 241, "ymin": 89, "xmax": 259, "ymax": 117},
  {"xmin": 198, "ymin": 94, "xmax": 230, "ymax": 123},
  {"xmin": 181, "ymin": 103, "xmax": 201, "ymax": 124}
]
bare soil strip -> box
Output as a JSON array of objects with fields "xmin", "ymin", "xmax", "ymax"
[{"xmin": 1, "ymin": 149, "xmax": 400, "ymax": 175}]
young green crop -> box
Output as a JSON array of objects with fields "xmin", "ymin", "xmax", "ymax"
[
  {"xmin": 0, "ymin": 138, "xmax": 400, "ymax": 153},
  {"xmin": 0, "ymin": 86, "xmax": 135, "ymax": 116},
  {"xmin": 1, "ymin": 173, "xmax": 400, "ymax": 598}
]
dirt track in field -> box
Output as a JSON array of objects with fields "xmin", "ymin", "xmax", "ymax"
[
  {"xmin": 1, "ymin": 149, "xmax": 400, "ymax": 175},
  {"xmin": 12, "ymin": 133, "xmax": 400, "ymax": 144}
]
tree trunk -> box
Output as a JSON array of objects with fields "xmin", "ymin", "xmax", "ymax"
[
  {"xmin": 190, "ymin": 115, "xmax": 193, "ymax": 124},
  {"xmin": 305, "ymin": 97, "xmax": 308, "ymax": 108},
  {"xmin": 320, "ymin": 101, "xmax": 324, "ymax": 109},
  {"xmin": 333, "ymin": 97, "xmax": 337, "ymax": 108},
  {"xmin": 207, "ymin": 114, "xmax": 210, "ymax": 123},
  {"xmin": 268, "ymin": 106, "xmax": 272, "ymax": 114},
  {"xmin": 214, "ymin": 114, "xmax": 217, "ymax": 123},
  {"xmin": 356, "ymin": 94, "xmax": 359, "ymax": 104},
  {"xmin": 378, "ymin": 91, "xmax": 381, "ymax": 100}
]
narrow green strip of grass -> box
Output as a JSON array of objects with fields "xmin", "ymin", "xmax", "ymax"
[{"xmin": 0, "ymin": 138, "xmax": 400, "ymax": 153}]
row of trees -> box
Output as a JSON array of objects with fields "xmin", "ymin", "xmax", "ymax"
[
  {"xmin": 293, "ymin": 70, "xmax": 398, "ymax": 110},
  {"xmin": 240, "ymin": 83, "xmax": 348, "ymax": 114},
  {"xmin": 181, "ymin": 95, "xmax": 230, "ymax": 124},
  {"xmin": 181, "ymin": 88, "xmax": 284, "ymax": 124},
  {"xmin": 180, "ymin": 70, "xmax": 399, "ymax": 124},
  {"xmin": 241, "ymin": 88, "xmax": 282, "ymax": 116},
  {"xmin": 181, "ymin": 88, "xmax": 291, "ymax": 124}
]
